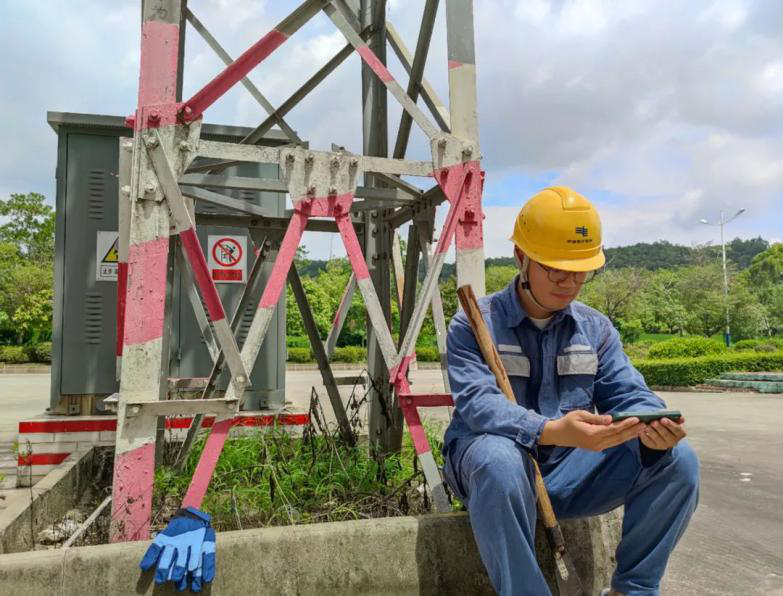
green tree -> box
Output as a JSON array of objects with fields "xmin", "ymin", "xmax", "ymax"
[
  {"xmin": 0, "ymin": 193, "xmax": 56, "ymax": 345},
  {"xmin": 726, "ymin": 236, "xmax": 769, "ymax": 269},
  {"xmin": 485, "ymin": 265, "xmax": 517, "ymax": 294},
  {"xmin": 579, "ymin": 268, "xmax": 647, "ymax": 326},
  {"xmin": 747, "ymin": 243, "xmax": 783, "ymax": 287},
  {"xmin": 11, "ymin": 288, "xmax": 53, "ymax": 344},
  {"xmin": 745, "ymin": 243, "xmax": 783, "ymax": 335},
  {"xmin": 726, "ymin": 280, "xmax": 766, "ymax": 341},
  {"xmin": 636, "ymin": 269, "xmax": 688, "ymax": 335},
  {"xmin": 674, "ymin": 264, "xmax": 726, "ymax": 336},
  {"xmin": 0, "ymin": 193, "xmax": 55, "ymax": 264}
]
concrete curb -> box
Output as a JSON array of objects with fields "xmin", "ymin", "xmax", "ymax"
[
  {"xmin": 0, "ymin": 364, "xmax": 51, "ymax": 374},
  {"xmin": 0, "ymin": 448, "xmax": 94, "ymax": 554},
  {"xmin": 0, "ymin": 510, "xmax": 622, "ymax": 595}
]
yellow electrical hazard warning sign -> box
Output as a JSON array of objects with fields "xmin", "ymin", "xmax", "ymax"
[
  {"xmin": 102, "ymin": 239, "xmax": 119, "ymax": 263},
  {"xmin": 96, "ymin": 231, "xmax": 119, "ymax": 282}
]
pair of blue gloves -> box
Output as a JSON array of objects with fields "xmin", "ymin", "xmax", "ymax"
[{"xmin": 139, "ymin": 507, "xmax": 216, "ymax": 592}]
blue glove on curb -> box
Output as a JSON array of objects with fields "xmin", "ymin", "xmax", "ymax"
[
  {"xmin": 190, "ymin": 526, "xmax": 216, "ymax": 592},
  {"xmin": 139, "ymin": 506, "xmax": 214, "ymax": 591}
]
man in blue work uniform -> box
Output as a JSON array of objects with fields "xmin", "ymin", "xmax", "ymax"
[{"xmin": 442, "ymin": 187, "xmax": 699, "ymax": 596}]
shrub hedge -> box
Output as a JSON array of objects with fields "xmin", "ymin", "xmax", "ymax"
[
  {"xmin": 633, "ymin": 351, "xmax": 783, "ymax": 387},
  {"xmin": 332, "ymin": 346, "xmax": 366, "ymax": 363},
  {"xmin": 622, "ymin": 341, "xmax": 653, "ymax": 361},
  {"xmin": 731, "ymin": 338, "xmax": 783, "ymax": 352},
  {"xmin": 286, "ymin": 336, "xmax": 311, "ymax": 349},
  {"xmin": 0, "ymin": 346, "xmax": 28, "ymax": 363},
  {"xmin": 33, "ymin": 341, "xmax": 52, "ymax": 363},
  {"xmin": 647, "ymin": 336, "xmax": 726, "ymax": 360},
  {"xmin": 286, "ymin": 347, "xmax": 312, "ymax": 363},
  {"xmin": 415, "ymin": 346, "xmax": 440, "ymax": 362},
  {"xmin": 285, "ymin": 345, "xmax": 442, "ymax": 364}
]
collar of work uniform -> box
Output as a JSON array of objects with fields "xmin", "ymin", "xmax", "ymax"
[{"xmin": 500, "ymin": 275, "xmax": 578, "ymax": 329}]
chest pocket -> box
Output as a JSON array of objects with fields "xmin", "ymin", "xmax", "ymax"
[
  {"xmin": 498, "ymin": 344, "xmax": 529, "ymax": 404},
  {"xmin": 557, "ymin": 344, "xmax": 597, "ymax": 412}
]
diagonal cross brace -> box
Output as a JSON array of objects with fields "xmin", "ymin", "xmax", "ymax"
[
  {"xmin": 323, "ymin": 3, "xmax": 440, "ymax": 141},
  {"xmin": 288, "ymin": 264, "xmax": 355, "ymax": 445},
  {"xmin": 184, "ymin": 7, "xmax": 301, "ymax": 144},
  {"xmin": 144, "ymin": 130, "xmax": 249, "ymax": 398},
  {"xmin": 181, "ymin": 0, "xmax": 326, "ymax": 122},
  {"xmin": 324, "ymin": 273, "xmax": 356, "ymax": 360},
  {"xmin": 173, "ymin": 233, "xmax": 273, "ymax": 472}
]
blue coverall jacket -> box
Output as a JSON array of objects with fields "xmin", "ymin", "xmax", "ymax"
[
  {"xmin": 444, "ymin": 274, "xmax": 668, "ymax": 463},
  {"xmin": 442, "ymin": 275, "xmax": 700, "ymax": 596}
]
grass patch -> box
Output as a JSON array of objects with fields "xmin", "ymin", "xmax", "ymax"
[{"xmin": 152, "ymin": 387, "xmax": 456, "ymax": 532}]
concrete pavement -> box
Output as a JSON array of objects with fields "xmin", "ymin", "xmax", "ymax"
[
  {"xmin": 0, "ymin": 374, "xmax": 51, "ymax": 490},
  {"xmin": 0, "ymin": 370, "xmax": 781, "ymax": 594}
]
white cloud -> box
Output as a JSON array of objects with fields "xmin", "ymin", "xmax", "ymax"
[{"xmin": 0, "ymin": 0, "xmax": 780, "ymax": 257}]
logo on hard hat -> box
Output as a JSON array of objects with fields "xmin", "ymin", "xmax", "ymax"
[{"xmin": 575, "ymin": 226, "xmax": 588, "ymax": 237}]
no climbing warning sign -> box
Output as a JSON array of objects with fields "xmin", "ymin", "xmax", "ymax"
[
  {"xmin": 96, "ymin": 231, "xmax": 119, "ymax": 282},
  {"xmin": 208, "ymin": 235, "xmax": 247, "ymax": 283}
]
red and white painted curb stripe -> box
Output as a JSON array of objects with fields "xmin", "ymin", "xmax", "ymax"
[
  {"xmin": 19, "ymin": 414, "xmax": 308, "ymax": 435},
  {"xmin": 18, "ymin": 413, "xmax": 308, "ymax": 481}
]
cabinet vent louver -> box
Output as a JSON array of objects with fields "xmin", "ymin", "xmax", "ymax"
[
  {"xmin": 87, "ymin": 169, "xmax": 105, "ymax": 220},
  {"xmin": 83, "ymin": 292, "xmax": 103, "ymax": 344}
]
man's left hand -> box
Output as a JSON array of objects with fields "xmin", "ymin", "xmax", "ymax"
[{"xmin": 639, "ymin": 416, "xmax": 687, "ymax": 450}]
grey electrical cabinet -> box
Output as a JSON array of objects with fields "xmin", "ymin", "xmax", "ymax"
[{"xmin": 48, "ymin": 112, "xmax": 287, "ymax": 414}]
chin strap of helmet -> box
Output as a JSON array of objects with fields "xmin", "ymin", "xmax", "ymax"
[{"xmin": 515, "ymin": 251, "xmax": 553, "ymax": 315}]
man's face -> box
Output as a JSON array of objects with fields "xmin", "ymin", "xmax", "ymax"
[{"xmin": 518, "ymin": 248, "xmax": 585, "ymax": 311}]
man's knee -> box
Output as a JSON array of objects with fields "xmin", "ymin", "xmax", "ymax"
[
  {"xmin": 466, "ymin": 435, "xmax": 533, "ymax": 498},
  {"xmin": 669, "ymin": 440, "xmax": 700, "ymax": 494}
]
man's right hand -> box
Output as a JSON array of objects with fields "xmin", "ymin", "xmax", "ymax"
[{"xmin": 539, "ymin": 410, "xmax": 645, "ymax": 451}]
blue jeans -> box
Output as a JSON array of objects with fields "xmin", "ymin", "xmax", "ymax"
[{"xmin": 443, "ymin": 435, "xmax": 700, "ymax": 596}]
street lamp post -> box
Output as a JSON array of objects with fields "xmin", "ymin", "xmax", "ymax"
[{"xmin": 699, "ymin": 208, "xmax": 745, "ymax": 347}]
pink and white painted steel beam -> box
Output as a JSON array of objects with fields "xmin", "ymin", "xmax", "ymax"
[
  {"xmin": 111, "ymin": 1, "xmax": 185, "ymax": 543},
  {"xmin": 336, "ymin": 213, "xmax": 399, "ymax": 370},
  {"xmin": 181, "ymin": 0, "xmax": 324, "ymax": 122},
  {"xmin": 396, "ymin": 379, "xmax": 451, "ymax": 513},
  {"xmin": 445, "ymin": 0, "xmax": 485, "ymax": 297},
  {"xmin": 393, "ymin": 161, "xmax": 476, "ymax": 384}
]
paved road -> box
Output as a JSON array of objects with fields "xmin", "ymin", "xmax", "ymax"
[{"xmin": 1, "ymin": 371, "xmax": 781, "ymax": 594}]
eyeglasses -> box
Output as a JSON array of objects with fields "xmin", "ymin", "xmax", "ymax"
[{"xmin": 537, "ymin": 262, "xmax": 599, "ymax": 284}]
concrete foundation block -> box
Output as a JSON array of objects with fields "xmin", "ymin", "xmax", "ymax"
[
  {"xmin": 17, "ymin": 433, "xmax": 55, "ymax": 445},
  {"xmin": 52, "ymin": 431, "xmax": 101, "ymax": 443},
  {"xmin": 18, "ymin": 442, "xmax": 78, "ymax": 455},
  {"xmin": 0, "ymin": 509, "xmax": 623, "ymax": 595},
  {"xmin": 0, "ymin": 448, "xmax": 94, "ymax": 554}
]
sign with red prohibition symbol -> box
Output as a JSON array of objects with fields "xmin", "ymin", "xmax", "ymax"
[{"xmin": 207, "ymin": 235, "xmax": 247, "ymax": 283}]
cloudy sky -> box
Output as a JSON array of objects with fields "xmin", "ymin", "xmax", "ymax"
[{"xmin": 1, "ymin": 0, "xmax": 781, "ymax": 259}]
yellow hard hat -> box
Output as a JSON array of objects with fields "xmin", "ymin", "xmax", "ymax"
[{"xmin": 510, "ymin": 186, "xmax": 605, "ymax": 272}]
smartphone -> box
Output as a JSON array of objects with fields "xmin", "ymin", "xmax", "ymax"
[{"xmin": 611, "ymin": 409, "xmax": 682, "ymax": 424}]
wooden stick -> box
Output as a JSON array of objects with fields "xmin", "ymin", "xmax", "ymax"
[{"xmin": 456, "ymin": 285, "xmax": 563, "ymax": 532}]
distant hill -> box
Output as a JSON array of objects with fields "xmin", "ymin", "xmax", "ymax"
[
  {"xmin": 297, "ymin": 237, "xmax": 769, "ymax": 278},
  {"xmin": 604, "ymin": 237, "xmax": 768, "ymax": 270}
]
